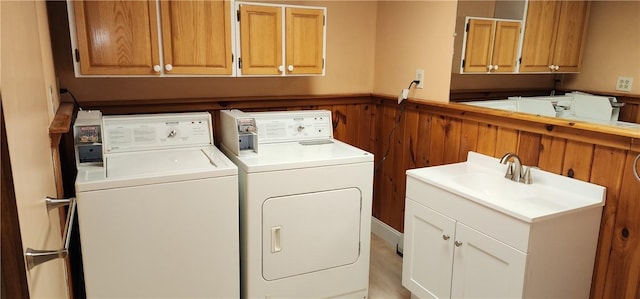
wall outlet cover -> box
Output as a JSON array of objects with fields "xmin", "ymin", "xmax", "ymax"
[{"xmin": 616, "ymin": 76, "xmax": 633, "ymax": 92}]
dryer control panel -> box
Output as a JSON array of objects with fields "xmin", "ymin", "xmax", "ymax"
[{"xmin": 252, "ymin": 110, "xmax": 333, "ymax": 143}]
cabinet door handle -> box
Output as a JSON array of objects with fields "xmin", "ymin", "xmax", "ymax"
[
  {"xmin": 493, "ymin": 65, "xmax": 499, "ymax": 71},
  {"xmin": 548, "ymin": 65, "xmax": 554, "ymax": 71},
  {"xmin": 153, "ymin": 65, "xmax": 162, "ymax": 72},
  {"xmin": 278, "ymin": 65, "xmax": 285, "ymax": 73},
  {"xmin": 554, "ymin": 65, "xmax": 559, "ymax": 71},
  {"xmin": 442, "ymin": 234, "xmax": 450, "ymax": 240},
  {"xmin": 165, "ymin": 64, "xmax": 173, "ymax": 71},
  {"xmin": 287, "ymin": 65, "xmax": 294, "ymax": 72},
  {"xmin": 454, "ymin": 240, "xmax": 463, "ymax": 247},
  {"xmin": 487, "ymin": 65, "xmax": 493, "ymax": 71}
]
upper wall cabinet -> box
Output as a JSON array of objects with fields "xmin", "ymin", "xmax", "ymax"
[
  {"xmin": 236, "ymin": 2, "xmax": 326, "ymax": 76},
  {"xmin": 461, "ymin": 18, "xmax": 522, "ymax": 73},
  {"xmin": 69, "ymin": 0, "xmax": 234, "ymax": 76},
  {"xmin": 519, "ymin": 0, "xmax": 590, "ymax": 73},
  {"xmin": 159, "ymin": 1, "xmax": 233, "ymax": 75}
]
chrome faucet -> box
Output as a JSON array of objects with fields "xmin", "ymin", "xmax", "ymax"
[{"xmin": 499, "ymin": 153, "xmax": 533, "ymax": 184}]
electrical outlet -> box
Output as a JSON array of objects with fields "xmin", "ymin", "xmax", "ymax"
[
  {"xmin": 415, "ymin": 69, "xmax": 424, "ymax": 89},
  {"xmin": 616, "ymin": 76, "xmax": 633, "ymax": 92}
]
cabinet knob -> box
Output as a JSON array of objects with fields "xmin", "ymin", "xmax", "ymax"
[
  {"xmin": 165, "ymin": 64, "xmax": 173, "ymax": 71},
  {"xmin": 278, "ymin": 65, "xmax": 285, "ymax": 73},
  {"xmin": 153, "ymin": 65, "xmax": 162, "ymax": 72},
  {"xmin": 549, "ymin": 65, "xmax": 554, "ymax": 70},
  {"xmin": 487, "ymin": 65, "xmax": 493, "ymax": 71},
  {"xmin": 493, "ymin": 65, "xmax": 499, "ymax": 71},
  {"xmin": 442, "ymin": 235, "xmax": 450, "ymax": 240},
  {"xmin": 454, "ymin": 241, "xmax": 463, "ymax": 247},
  {"xmin": 554, "ymin": 65, "xmax": 559, "ymax": 71},
  {"xmin": 287, "ymin": 65, "xmax": 294, "ymax": 71}
]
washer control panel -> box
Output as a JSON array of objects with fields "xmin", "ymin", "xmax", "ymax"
[
  {"xmin": 253, "ymin": 110, "xmax": 333, "ymax": 143},
  {"xmin": 102, "ymin": 113, "xmax": 213, "ymax": 153}
]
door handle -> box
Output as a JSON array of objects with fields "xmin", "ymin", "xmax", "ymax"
[
  {"xmin": 271, "ymin": 226, "xmax": 282, "ymax": 253},
  {"xmin": 25, "ymin": 197, "xmax": 76, "ymax": 270}
]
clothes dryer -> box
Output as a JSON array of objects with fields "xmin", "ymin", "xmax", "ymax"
[
  {"xmin": 74, "ymin": 112, "xmax": 239, "ymax": 298},
  {"xmin": 220, "ymin": 109, "xmax": 373, "ymax": 298}
]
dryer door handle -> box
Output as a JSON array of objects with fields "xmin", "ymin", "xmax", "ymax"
[{"xmin": 271, "ymin": 226, "xmax": 282, "ymax": 253}]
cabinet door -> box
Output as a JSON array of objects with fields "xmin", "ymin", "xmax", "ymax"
[
  {"xmin": 160, "ymin": 1, "xmax": 233, "ymax": 75},
  {"xmin": 73, "ymin": 0, "xmax": 160, "ymax": 75},
  {"xmin": 450, "ymin": 223, "xmax": 527, "ymax": 298},
  {"xmin": 551, "ymin": 1, "xmax": 589, "ymax": 72},
  {"xmin": 491, "ymin": 21, "xmax": 521, "ymax": 73},
  {"xmin": 519, "ymin": 1, "xmax": 560, "ymax": 72},
  {"xmin": 462, "ymin": 19, "xmax": 495, "ymax": 73},
  {"xmin": 238, "ymin": 4, "xmax": 282, "ymax": 75},
  {"xmin": 402, "ymin": 200, "xmax": 456, "ymax": 299},
  {"xmin": 285, "ymin": 7, "xmax": 325, "ymax": 75}
]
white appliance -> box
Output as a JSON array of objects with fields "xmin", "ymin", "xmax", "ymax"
[
  {"xmin": 219, "ymin": 109, "xmax": 374, "ymax": 298},
  {"xmin": 74, "ymin": 112, "xmax": 239, "ymax": 298}
]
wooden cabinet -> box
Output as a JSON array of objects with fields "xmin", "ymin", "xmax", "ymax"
[
  {"xmin": 70, "ymin": 0, "xmax": 233, "ymax": 76},
  {"xmin": 237, "ymin": 3, "xmax": 325, "ymax": 76},
  {"xmin": 159, "ymin": 1, "xmax": 233, "ymax": 75},
  {"xmin": 519, "ymin": 0, "xmax": 590, "ymax": 73},
  {"xmin": 72, "ymin": 1, "xmax": 160, "ymax": 75},
  {"xmin": 462, "ymin": 18, "xmax": 521, "ymax": 73},
  {"xmin": 402, "ymin": 168, "xmax": 602, "ymax": 298}
]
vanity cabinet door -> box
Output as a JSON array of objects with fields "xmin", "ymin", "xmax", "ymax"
[
  {"xmin": 72, "ymin": 0, "xmax": 160, "ymax": 75},
  {"xmin": 402, "ymin": 200, "xmax": 456, "ymax": 299},
  {"xmin": 450, "ymin": 222, "xmax": 527, "ymax": 298},
  {"xmin": 159, "ymin": 1, "xmax": 233, "ymax": 75}
]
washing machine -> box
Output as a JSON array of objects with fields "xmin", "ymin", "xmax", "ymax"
[
  {"xmin": 219, "ymin": 109, "xmax": 374, "ymax": 298},
  {"xmin": 74, "ymin": 112, "xmax": 239, "ymax": 298}
]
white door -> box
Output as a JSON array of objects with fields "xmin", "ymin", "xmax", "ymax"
[
  {"xmin": 402, "ymin": 200, "xmax": 456, "ymax": 299},
  {"xmin": 451, "ymin": 222, "xmax": 527, "ymax": 298},
  {"xmin": 1, "ymin": 1, "xmax": 69, "ymax": 298},
  {"xmin": 262, "ymin": 188, "xmax": 361, "ymax": 280}
]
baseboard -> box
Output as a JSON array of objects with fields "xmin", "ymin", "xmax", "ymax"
[{"xmin": 371, "ymin": 217, "xmax": 404, "ymax": 254}]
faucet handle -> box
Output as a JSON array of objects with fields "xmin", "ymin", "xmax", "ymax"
[
  {"xmin": 505, "ymin": 161, "xmax": 514, "ymax": 180},
  {"xmin": 522, "ymin": 166, "xmax": 534, "ymax": 184}
]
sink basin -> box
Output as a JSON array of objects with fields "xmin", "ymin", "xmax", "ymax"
[{"xmin": 407, "ymin": 152, "xmax": 605, "ymax": 222}]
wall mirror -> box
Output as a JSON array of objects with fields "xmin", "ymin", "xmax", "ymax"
[{"xmin": 450, "ymin": 0, "xmax": 640, "ymax": 132}]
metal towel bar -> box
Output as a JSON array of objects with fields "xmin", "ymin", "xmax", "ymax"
[{"xmin": 25, "ymin": 197, "xmax": 76, "ymax": 270}]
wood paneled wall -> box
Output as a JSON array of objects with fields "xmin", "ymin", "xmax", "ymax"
[{"xmin": 73, "ymin": 94, "xmax": 639, "ymax": 298}]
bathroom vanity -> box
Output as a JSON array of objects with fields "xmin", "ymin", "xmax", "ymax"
[{"xmin": 402, "ymin": 151, "xmax": 605, "ymax": 299}]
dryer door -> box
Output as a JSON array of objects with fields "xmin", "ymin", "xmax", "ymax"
[{"xmin": 262, "ymin": 188, "xmax": 361, "ymax": 281}]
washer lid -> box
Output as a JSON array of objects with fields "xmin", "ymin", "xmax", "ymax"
[
  {"xmin": 106, "ymin": 148, "xmax": 217, "ymax": 179},
  {"xmin": 76, "ymin": 146, "xmax": 237, "ymax": 192}
]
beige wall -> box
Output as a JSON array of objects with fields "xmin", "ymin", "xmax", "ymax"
[
  {"xmin": 48, "ymin": 1, "xmax": 378, "ymax": 102},
  {"xmin": 564, "ymin": 1, "xmax": 640, "ymax": 96},
  {"xmin": 1, "ymin": 1, "xmax": 68, "ymax": 298},
  {"xmin": 372, "ymin": 0, "xmax": 458, "ymax": 102}
]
